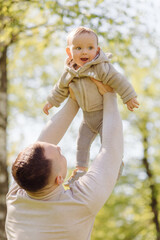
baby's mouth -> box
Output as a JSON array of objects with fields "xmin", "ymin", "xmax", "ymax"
[{"xmin": 80, "ymin": 58, "xmax": 89, "ymax": 62}]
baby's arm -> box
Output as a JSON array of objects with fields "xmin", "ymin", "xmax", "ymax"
[
  {"xmin": 43, "ymin": 86, "xmax": 76, "ymax": 115},
  {"xmin": 96, "ymin": 62, "xmax": 139, "ymax": 109},
  {"xmin": 44, "ymin": 71, "xmax": 71, "ymax": 115},
  {"xmin": 91, "ymin": 76, "xmax": 139, "ymax": 112}
]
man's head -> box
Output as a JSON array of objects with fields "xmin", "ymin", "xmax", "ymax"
[
  {"xmin": 66, "ymin": 26, "xmax": 100, "ymax": 67},
  {"xmin": 12, "ymin": 142, "xmax": 67, "ymax": 195}
]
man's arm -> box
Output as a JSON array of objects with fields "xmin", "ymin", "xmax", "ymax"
[
  {"xmin": 71, "ymin": 92, "xmax": 123, "ymax": 214},
  {"xmin": 7, "ymin": 98, "xmax": 79, "ymax": 193},
  {"xmin": 38, "ymin": 98, "xmax": 79, "ymax": 144}
]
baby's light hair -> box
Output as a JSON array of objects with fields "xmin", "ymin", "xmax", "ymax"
[{"xmin": 67, "ymin": 26, "xmax": 98, "ymax": 46}]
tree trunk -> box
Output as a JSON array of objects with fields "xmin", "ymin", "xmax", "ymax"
[
  {"xmin": 142, "ymin": 134, "xmax": 160, "ymax": 240},
  {"xmin": 0, "ymin": 46, "xmax": 8, "ymax": 240}
]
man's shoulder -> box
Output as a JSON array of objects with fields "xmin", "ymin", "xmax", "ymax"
[{"xmin": 6, "ymin": 180, "xmax": 20, "ymax": 200}]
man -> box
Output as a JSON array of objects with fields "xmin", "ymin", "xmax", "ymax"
[{"xmin": 5, "ymin": 89, "xmax": 123, "ymax": 240}]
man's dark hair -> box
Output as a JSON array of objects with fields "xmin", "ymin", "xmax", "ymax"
[{"xmin": 12, "ymin": 143, "xmax": 52, "ymax": 192}]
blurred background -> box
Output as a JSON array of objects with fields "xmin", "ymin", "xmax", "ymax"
[{"xmin": 0, "ymin": 0, "xmax": 160, "ymax": 239}]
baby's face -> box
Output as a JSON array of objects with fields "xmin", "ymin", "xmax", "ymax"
[{"xmin": 68, "ymin": 33, "xmax": 99, "ymax": 67}]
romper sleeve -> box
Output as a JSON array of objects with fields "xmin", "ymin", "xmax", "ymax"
[
  {"xmin": 96, "ymin": 62, "xmax": 137, "ymax": 103},
  {"xmin": 47, "ymin": 71, "xmax": 71, "ymax": 107}
]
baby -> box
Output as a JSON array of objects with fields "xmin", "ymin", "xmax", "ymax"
[{"xmin": 43, "ymin": 26, "xmax": 139, "ymax": 186}]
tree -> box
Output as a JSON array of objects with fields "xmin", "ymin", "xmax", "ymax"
[{"xmin": 0, "ymin": 0, "xmax": 58, "ymax": 238}]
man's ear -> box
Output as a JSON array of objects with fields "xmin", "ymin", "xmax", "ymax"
[
  {"xmin": 55, "ymin": 176, "xmax": 64, "ymax": 185},
  {"xmin": 66, "ymin": 47, "xmax": 72, "ymax": 59}
]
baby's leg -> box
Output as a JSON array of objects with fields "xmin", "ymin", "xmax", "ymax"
[
  {"xmin": 76, "ymin": 120, "xmax": 97, "ymax": 168},
  {"xmin": 76, "ymin": 109, "xmax": 103, "ymax": 168},
  {"xmin": 64, "ymin": 119, "xmax": 97, "ymax": 187},
  {"xmin": 64, "ymin": 112, "xmax": 100, "ymax": 186}
]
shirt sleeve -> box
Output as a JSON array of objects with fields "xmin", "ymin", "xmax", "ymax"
[
  {"xmin": 6, "ymin": 180, "xmax": 20, "ymax": 199},
  {"xmin": 71, "ymin": 93, "xmax": 123, "ymax": 215},
  {"xmin": 37, "ymin": 98, "xmax": 79, "ymax": 145}
]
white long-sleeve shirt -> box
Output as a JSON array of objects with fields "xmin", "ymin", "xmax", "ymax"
[{"xmin": 5, "ymin": 93, "xmax": 123, "ymax": 240}]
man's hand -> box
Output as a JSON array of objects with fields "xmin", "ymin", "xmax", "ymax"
[
  {"xmin": 91, "ymin": 78, "xmax": 114, "ymax": 94},
  {"xmin": 126, "ymin": 97, "xmax": 139, "ymax": 111},
  {"xmin": 43, "ymin": 102, "xmax": 53, "ymax": 115},
  {"xmin": 69, "ymin": 87, "xmax": 76, "ymax": 101}
]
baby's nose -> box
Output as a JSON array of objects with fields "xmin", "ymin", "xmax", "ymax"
[{"xmin": 82, "ymin": 49, "xmax": 87, "ymax": 54}]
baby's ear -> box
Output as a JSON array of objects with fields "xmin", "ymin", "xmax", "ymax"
[
  {"xmin": 66, "ymin": 47, "xmax": 72, "ymax": 59},
  {"xmin": 97, "ymin": 47, "xmax": 100, "ymax": 54}
]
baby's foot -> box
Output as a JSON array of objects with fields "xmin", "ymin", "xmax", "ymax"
[{"xmin": 64, "ymin": 169, "xmax": 86, "ymax": 187}]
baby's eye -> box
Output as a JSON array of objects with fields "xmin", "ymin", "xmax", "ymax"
[
  {"xmin": 88, "ymin": 46, "xmax": 93, "ymax": 50},
  {"xmin": 76, "ymin": 47, "xmax": 81, "ymax": 50}
]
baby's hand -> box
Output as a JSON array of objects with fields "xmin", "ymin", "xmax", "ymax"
[
  {"xmin": 43, "ymin": 102, "xmax": 53, "ymax": 115},
  {"xmin": 126, "ymin": 97, "xmax": 139, "ymax": 111}
]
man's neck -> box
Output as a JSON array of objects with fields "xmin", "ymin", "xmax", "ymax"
[{"xmin": 27, "ymin": 183, "xmax": 59, "ymax": 199}]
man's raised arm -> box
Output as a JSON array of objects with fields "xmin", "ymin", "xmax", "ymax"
[
  {"xmin": 38, "ymin": 98, "xmax": 79, "ymax": 145},
  {"xmin": 72, "ymin": 92, "xmax": 123, "ymax": 214}
]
